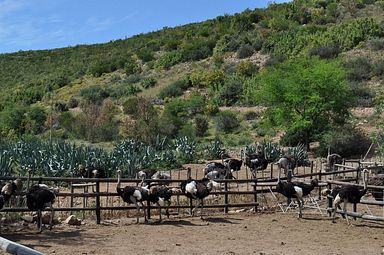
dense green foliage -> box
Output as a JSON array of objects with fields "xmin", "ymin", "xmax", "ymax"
[
  {"xmin": 248, "ymin": 57, "xmax": 352, "ymax": 148},
  {"xmin": 0, "ymin": 0, "xmax": 382, "ymax": 160}
]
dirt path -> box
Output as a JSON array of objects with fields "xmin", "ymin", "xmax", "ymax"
[{"xmin": 2, "ymin": 212, "xmax": 384, "ymax": 255}]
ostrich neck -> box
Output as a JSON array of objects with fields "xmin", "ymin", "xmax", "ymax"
[{"xmin": 117, "ymin": 173, "xmax": 121, "ymax": 189}]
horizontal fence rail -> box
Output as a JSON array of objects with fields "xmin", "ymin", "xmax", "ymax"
[{"xmin": 0, "ymin": 163, "xmax": 382, "ymax": 225}]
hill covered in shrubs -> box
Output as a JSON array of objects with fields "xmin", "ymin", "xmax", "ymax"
[{"xmin": 0, "ymin": 0, "xmax": 384, "ymax": 159}]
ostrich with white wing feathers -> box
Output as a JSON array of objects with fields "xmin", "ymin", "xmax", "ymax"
[{"xmin": 180, "ymin": 167, "xmax": 217, "ymax": 218}]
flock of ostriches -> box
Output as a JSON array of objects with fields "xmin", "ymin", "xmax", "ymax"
[{"xmin": 0, "ymin": 152, "xmax": 383, "ymax": 233}]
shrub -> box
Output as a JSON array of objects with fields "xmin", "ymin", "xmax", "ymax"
[
  {"xmin": 236, "ymin": 44, "xmax": 254, "ymax": 59},
  {"xmin": 154, "ymin": 51, "xmax": 183, "ymax": 70},
  {"xmin": 214, "ymin": 110, "xmax": 239, "ymax": 133},
  {"xmin": 123, "ymin": 97, "xmax": 139, "ymax": 116},
  {"xmin": 366, "ymin": 38, "xmax": 384, "ymax": 51},
  {"xmin": 158, "ymin": 78, "xmax": 191, "ymax": 99},
  {"xmin": 54, "ymin": 101, "xmax": 68, "ymax": 112},
  {"xmin": 308, "ymin": 45, "xmax": 340, "ymax": 59},
  {"xmin": 236, "ymin": 60, "xmax": 259, "ymax": 77},
  {"xmin": 125, "ymin": 59, "xmax": 141, "ymax": 75},
  {"xmin": 217, "ymin": 76, "xmax": 244, "ymax": 106},
  {"xmin": 264, "ymin": 54, "xmax": 286, "ymax": 67},
  {"xmin": 344, "ymin": 57, "xmax": 372, "ymax": 81},
  {"xmin": 318, "ymin": 126, "xmax": 371, "ymax": 158},
  {"xmin": 372, "ymin": 60, "xmax": 384, "ymax": 78},
  {"xmin": 79, "ymin": 85, "xmax": 109, "ymax": 104},
  {"xmin": 204, "ymin": 102, "xmax": 220, "ymax": 116},
  {"xmin": 141, "ymin": 77, "xmax": 157, "ymax": 89},
  {"xmin": 244, "ymin": 111, "xmax": 259, "ymax": 121},
  {"xmin": 125, "ymin": 74, "xmax": 142, "ymax": 84},
  {"xmin": 68, "ymin": 97, "xmax": 79, "ymax": 108},
  {"xmin": 194, "ymin": 115, "xmax": 209, "ymax": 137},
  {"xmin": 136, "ymin": 48, "xmax": 154, "ymax": 62}
]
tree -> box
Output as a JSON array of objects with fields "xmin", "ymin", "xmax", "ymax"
[{"xmin": 255, "ymin": 57, "xmax": 352, "ymax": 149}]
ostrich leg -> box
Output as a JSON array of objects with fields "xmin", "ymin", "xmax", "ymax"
[
  {"xmin": 297, "ymin": 198, "xmax": 304, "ymax": 218},
  {"xmin": 38, "ymin": 210, "xmax": 43, "ymax": 233},
  {"xmin": 49, "ymin": 204, "xmax": 54, "ymax": 230},
  {"xmin": 343, "ymin": 201, "xmax": 350, "ymax": 225},
  {"xmin": 200, "ymin": 199, "xmax": 204, "ymax": 219},
  {"xmin": 191, "ymin": 199, "xmax": 201, "ymax": 217},
  {"xmin": 130, "ymin": 196, "xmax": 140, "ymax": 223},
  {"xmin": 156, "ymin": 202, "xmax": 162, "ymax": 222}
]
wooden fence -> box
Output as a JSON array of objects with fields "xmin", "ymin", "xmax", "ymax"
[{"xmin": 0, "ymin": 160, "xmax": 383, "ymax": 224}]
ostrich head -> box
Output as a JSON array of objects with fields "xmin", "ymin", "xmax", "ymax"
[
  {"xmin": 321, "ymin": 188, "xmax": 331, "ymax": 196},
  {"xmin": 116, "ymin": 170, "xmax": 122, "ymax": 187},
  {"xmin": 311, "ymin": 178, "xmax": 319, "ymax": 187}
]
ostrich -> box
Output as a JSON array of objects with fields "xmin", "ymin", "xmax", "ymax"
[
  {"xmin": 244, "ymin": 152, "xmax": 269, "ymax": 177},
  {"xmin": 78, "ymin": 164, "xmax": 105, "ymax": 178},
  {"xmin": 331, "ymin": 169, "xmax": 369, "ymax": 223},
  {"xmin": 204, "ymin": 162, "xmax": 226, "ymax": 175},
  {"xmin": 0, "ymin": 179, "xmax": 23, "ymax": 232},
  {"xmin": 180, "ymin": 168, "xmax": 215, "ymax": 218},
  {"xmin": 275, "ymin": 156, "xmax": 296, "ymax": 176},
  {"xmin": 151, "ymin": 171, "xmax": 171, "ymax": 180},
  {"xmin": 26, "ymin": 183, "xmax": 57, "ymax": 232},
  {"xmin": 223, "ymin": 158, "xmax": 243, "ymax": 172},
  {"xmin": 148, "ymin": 185, "xmax": 177, "ymax": 221},
  {"xmin": 116, "ymin": 170, "xmax": 151, "ymax": 223},
  {"xmin": 137, "ymin": 169, "xmax": 158, "ymax": 179},
  {"xmin": 326, "ymin": 153, "xmax": 342, "ymax": 172},
  {"xmin": 276, "ymin": 176, "xmax": 319, "ymax": 218},
  {"xmin": 1, "ymin": 178, "xmax": 23, "ymax": 202}
]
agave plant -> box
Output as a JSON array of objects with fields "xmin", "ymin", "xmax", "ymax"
[
  {"xmin": 287, "ymin": 143, "xmax": 309, "ymax": 167},
  {"xmin": 204, "ymin": 139, "xmax": 226, "ymax": 160},
  {"xmin": 174, "ymin": 136, "xmax": 197, "ymax": 163},
  {"xmin": 0, "ymin": 149, "xmax": 14, "ymax": 176}
]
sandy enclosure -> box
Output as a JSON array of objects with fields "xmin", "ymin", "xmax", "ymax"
[
  {"xmin": 1, "ymin": 160, "xmax": 383, "ymax": 255},
  {"xmin": 1, "ymin": 212, "xmax": 384, "ymax": 255}
]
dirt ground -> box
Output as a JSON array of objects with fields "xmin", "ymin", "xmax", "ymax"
[
  {"xmin": 1, "ymin": 210, "xmax": 384, "ymax": 255},
  {"xmin": 1, "ymin": 161, "xmax": 383, "ymax": 255}
]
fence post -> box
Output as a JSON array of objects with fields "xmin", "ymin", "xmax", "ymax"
[
  {"xmin": 287, "ymin": 170, "xmax": 292, "ymax": 205},
  {"xmin": 70, "ymin": 183, "xmax": 74, "ymax": 215},
  {"xmin": 224, "ymin": 181, "xmax": 229, "ymax": 214},
  {"xmin": 95, "ymin": 180, "xmax": 101, "ymax": 224},
  {"xmin": 270, "ymin": 163, "xmax": 273, "ymax": 179},
  {"xmin": 327, "ymin": 182, "xmax": 332, "ymax": 217},
  {"xmin": 318, "ymin": 170, "xmax": 322, "ymax": 200},
  {"xmin": 253, "ymin": 178, "xmax": 258, "ymax": 212},
  {"xmin": 310, "ymin": 161, "xmax": 314, "ymax": 179}
]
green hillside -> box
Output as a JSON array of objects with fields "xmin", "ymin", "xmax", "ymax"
[{"xmin": 1, "ymin": 0, "xmax": 384, "ymax": 158}]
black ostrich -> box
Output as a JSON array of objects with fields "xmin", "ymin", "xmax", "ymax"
[
  {"xmin": 180, "ymin": 168, "xmax": 215, "ymax": 218},
  {"xmin": 204, "ymin": 162, "xmax": 226, "ymax": 175},
  {"xmin": 26, "ymin": 183, "xmax": 57, "ymax": 232},
  {"xmin": 331, "ymin": 169, "xmax": 369, "ymax": 223},
  {"xmin": 78, "ymin": 164, "xmax": 105, "ymax": 178},
  {"xmin": 148, "ymin": 185, "xmax": 175, "ymax": 221},
  {"xmin": 223, "ymin": 158, "xmax": 243, "ymax": 172},
  {"xmin": 244, "ymin": 152, "xmax": 269, "ymax": 177},
  {"xmin": 116, "ymin": 170, "xmax": 151, "ymax": 223},
  {"xmin": 276, "ymin": 177, "xmax": 319, "ymax": 218}
]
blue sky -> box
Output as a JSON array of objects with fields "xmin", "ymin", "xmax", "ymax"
[{"xmin": 0, "ymin": 0, "xmax": 290, "ymax": 54}]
